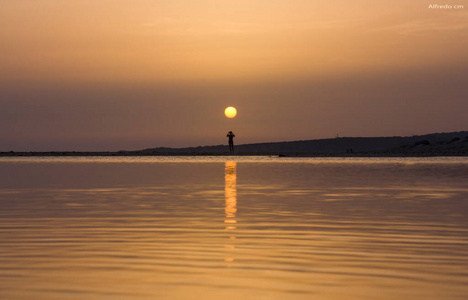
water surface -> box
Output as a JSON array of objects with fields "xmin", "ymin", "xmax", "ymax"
[{"xmin": 0, "ymin": 156, "xmax": 467, "ymax": 299}]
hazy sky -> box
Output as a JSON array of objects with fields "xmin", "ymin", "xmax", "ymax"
[{"xmin": 1, "ymin": 0, "xmax": 467, "ymax": 151}]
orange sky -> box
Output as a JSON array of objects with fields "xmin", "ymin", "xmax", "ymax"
[{"xmin": 1, "ymin": 1, "xmax": 467, "ymax": 150}]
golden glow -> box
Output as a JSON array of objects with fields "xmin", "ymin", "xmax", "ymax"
[
  {"xmin": 224, "ymin": 161, "xmax": 237, "ymax": 263},
  {"xmin": 1, "ymin": 1, "xmax": 465, "ymax": 85},
  {"xmin": 224, "ymin": 107, "xmax": 237, "ymax": 119},
  {"xmin": 225, "ymin": 161, "xmax": 237, "ymax": 219}
]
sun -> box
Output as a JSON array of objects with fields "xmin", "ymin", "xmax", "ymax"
[{"xmin": 225, "ymin": 106, "xmax": 237, "ymax": 118}]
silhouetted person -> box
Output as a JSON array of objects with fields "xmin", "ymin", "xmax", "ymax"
[{"xmin": 227, "ymin": 131, "xmax": 235, "ymax": 154}]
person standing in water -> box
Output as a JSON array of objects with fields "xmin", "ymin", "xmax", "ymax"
[{"xmin": 227, "ymin": 131, "xmax": 235, "ymax": 154}]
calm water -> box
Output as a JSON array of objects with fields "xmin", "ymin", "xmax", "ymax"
[{"xmin": 0, "ymin": 156, "xmax": 467, "ymax": 300}]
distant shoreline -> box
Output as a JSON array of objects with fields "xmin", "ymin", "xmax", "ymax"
[
  {"xmin": 3, "ymin": 131, "xmax": 467, "ymax": 157},
  {"xmin": 1, "ymin": 151, "xmax": 467, "ymax": 157}
]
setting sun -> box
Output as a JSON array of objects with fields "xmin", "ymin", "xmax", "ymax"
[{"xmin": 225, "ymin": 107, "xmax": 237, "ymax": 119}]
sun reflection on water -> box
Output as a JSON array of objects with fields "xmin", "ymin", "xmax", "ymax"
[{"xmin": 224, "ymin": 161, "xmax": 237, "ymax": 263}]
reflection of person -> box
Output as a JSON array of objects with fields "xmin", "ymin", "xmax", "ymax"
[{"xmin": 226, "ymin": 131, "xmax": 235, "ymax": 154}]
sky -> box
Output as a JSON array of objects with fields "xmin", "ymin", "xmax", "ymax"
[{"xmin": 1, "ymin": 0, "xmax": 467, "ymax": 151}]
